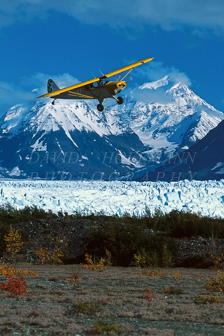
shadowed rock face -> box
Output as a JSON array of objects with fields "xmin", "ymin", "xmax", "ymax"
[
  {"xmin": 136, "ymin": 118, "xmax": 224, "ymax": 182},
  {"xmin": 174, "ymin": 236, "xmax": 224, "ymax": 268}
]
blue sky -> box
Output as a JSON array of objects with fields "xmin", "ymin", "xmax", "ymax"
[{"xmin": 0, "ymin": 0, "xmax": 224, "ymax": 114}]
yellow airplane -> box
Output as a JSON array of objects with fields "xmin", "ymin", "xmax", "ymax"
[{"xmin": 38, "ymin": 57, "xmax": 153, "ymax": 112}]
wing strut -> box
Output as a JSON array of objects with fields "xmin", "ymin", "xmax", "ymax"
[{"xmin": 119, "ymin": 68, "xmax": 134, "ymax": 82}]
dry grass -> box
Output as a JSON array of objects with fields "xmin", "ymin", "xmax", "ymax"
[{"xmin": 0, "ymin": 264, "xmax": 224, "ymax": 335}]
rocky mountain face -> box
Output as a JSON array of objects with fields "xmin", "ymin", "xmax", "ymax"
[
  {"xmin": 110, "ymin": 76, "xmax": 224, "ymax": 169},
  {"xmin": 0, "ymin": 76, "xmax": 223, "ymax": 180},
  {"xmin": 136, "ymin": 117, "xmax": 224, "ymax": 182}
]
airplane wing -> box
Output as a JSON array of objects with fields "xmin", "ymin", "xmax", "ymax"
[
  {"xmin": 37, "ymin": 57, "xmax": 153, "ymax": 99},
  {"xmin": 101, "ymin": 57, "xmax": 153, "ymax": 79}
]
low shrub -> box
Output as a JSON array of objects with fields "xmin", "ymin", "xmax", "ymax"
[
  {"xmin": 203, "ymin": 270, "xmax": 224, "ymax": 292},
  {"xmin": 194, "ymin": 295, "xmax": 224, "ymax": 304},
  {"xmin": 142, "ymin": 285, "xmax": 156, "ymax": 300},
  {"xmin": 84, "ymin": 222, "xmax": 179, "ymax": 267},
  {"xmin": 0, "ymin": 274, "xmax": 26, "ymax": 297},
  {"xmin": 131, "ymin": 248, "xmax": 159, "ymax": 268},
  {"xmin": 0, "ymin": 261, "xmax": 38, "ymax": 277},
  {"xmin": 90, "ymin": 318, "xmax": 122, "ymax": 335},
  {"xmin": 139, "ymin": 268, "xmax": 169, "ymax": 278},
  {"xmin": 67, "ymin": 272, "xmax": 82, "ymax": 288},
  {"xmin": 81, "ymin": 253, "xmax": 106, "ymax": 270},
  {"xmin": 65, "ymin": 300, "xmax": 104, "ymax": 315},
  {"xmin": 173, "ymin": 270, "xmax": 180, "ymax": 280},
  {"xmin": 162, "ymin": 286, "xmax": 184, "ymax": 295}
]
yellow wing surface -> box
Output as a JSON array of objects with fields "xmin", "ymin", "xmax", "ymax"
[{"xmin": 38, "ymin": 57, "xmax": 153, "ymax": 98}]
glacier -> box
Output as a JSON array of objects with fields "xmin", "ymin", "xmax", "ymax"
[{"xmin": 0, "ymin": 179, "xmax": 224, "ymax": 218}]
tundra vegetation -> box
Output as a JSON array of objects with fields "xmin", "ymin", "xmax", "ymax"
[
  {"xmin": 0, "ymin": 205, "xmax": 224, "ymax": 334},
  {"xmin": 0, "ymin": 204, "xmax": 224, "ymax": 267}
]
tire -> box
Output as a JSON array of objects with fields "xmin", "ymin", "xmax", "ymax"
[
  {"xmin": 117, "ymin": 96, "xmax": 123, "ymax": 105},
  {"xmin": 97, "ymin": 104, "xmax": 104, "ymax": 112}
]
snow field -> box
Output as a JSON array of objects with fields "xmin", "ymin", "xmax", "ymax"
[{"xmin": 0, "ymin": 179, "xmax": 224, "ymax": 218}]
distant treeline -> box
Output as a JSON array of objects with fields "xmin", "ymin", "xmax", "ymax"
[
  {"xmin": 0, "ymin": 204, "xmax": 223, "ymax": 238},
  {"xmin": 0, "ymin": 204, "xmax": 223, "ymax": 267}
]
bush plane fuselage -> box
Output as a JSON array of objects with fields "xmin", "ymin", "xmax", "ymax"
[{"xmin": 38, "ymin": 58, "xmax": 153, "ymax": 111}]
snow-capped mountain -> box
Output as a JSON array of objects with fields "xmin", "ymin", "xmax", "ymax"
[
  {"xmin": 0, "ymin": 76, "xmax": 223, "ymax": 180},
  {"xmin": 109, "ymin": 76, "xmax": 224, "ymax": 166},
  {"xmin": 0, "ymin": 100, "xmax": 146, "ymax": 179}
]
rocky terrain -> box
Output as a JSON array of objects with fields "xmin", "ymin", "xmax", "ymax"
[{"xmin": 1, "ymin": 264, "xmax": 224, "ymax": 335}]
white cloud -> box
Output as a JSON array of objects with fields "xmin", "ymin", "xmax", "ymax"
[
  {"xmin": 135, "ymin": 61, "xmax": 191, "ymax": 86},
  {"xmin": 129, "ymin": 86, "xmax": 173, "ymax": 105},
  {"xmin": 20, "ymin": 72, "xmax": 79, "ymax": 96},
  {"xmin": 0, "ymin": 81, "xmax": 34, "ymax": 115},
  {"xmin": 128, "ymin": 60, "xmax": 192, "ymax": 104},
  {"xmin": 0, "ymin": 0, "xmax": 224, "ymax": 34},
  {"xmin": 0, "ymin": 73, "xmax": 79, "ymax": 116}
]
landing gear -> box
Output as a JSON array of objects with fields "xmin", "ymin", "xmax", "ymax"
[
  {"xmin": 112, "ymin": 96, "xmax": 124, "ymax": 105},
  {"xmin": 97, "ymin": 103, "xmax": 104, "ymax": 112},
  {"xmin": 52, "ymin": 99, "xmax": 56, "ymax": 105},
  {"xmin": 117, "ymin": 96, "xmax": 123, "ymax": 105}
]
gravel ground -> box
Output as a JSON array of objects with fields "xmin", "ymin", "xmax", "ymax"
[
  {"xmin": 2, "ymin": 219, "xmax": 224, "ymax": 335},
  {"xmin": 1, "ymin": 264, "xmax": 224, "ymax": 335}
]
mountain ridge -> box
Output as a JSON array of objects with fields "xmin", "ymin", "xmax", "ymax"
[
  {"xmin": 0, "ymin": 77, "xmax": 223, "ymax": 180},
  {"xmin": 137, "ymin": 117, "xmax": 224, "ymax": 182}
]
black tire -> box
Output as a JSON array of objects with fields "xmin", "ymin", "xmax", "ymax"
[
  {"xmin": 97, "ymin": 104, "xmax": 104, "ymax": 112},
  {"xmin": 117, "ymin": 96, "xmax": 123, "ymax": 105}
]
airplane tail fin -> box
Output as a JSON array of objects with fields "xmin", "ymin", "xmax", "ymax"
[{"xmin": 47, "ymin": 79, "xmax": 60, "ymax": 93}]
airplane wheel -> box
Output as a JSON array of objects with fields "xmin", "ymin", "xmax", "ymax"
[
  {"xmin": 97, "ymin": 104, "xmax": 104, "ymax": 112},
  {"xmin": 117, "ymin": 96, "xmax": 123, "ymax": 105}
]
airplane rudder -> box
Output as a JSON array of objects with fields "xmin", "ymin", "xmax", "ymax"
[{"xmin": 47, "ymin": 79, "xmax": 60, "ymax": 93}]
